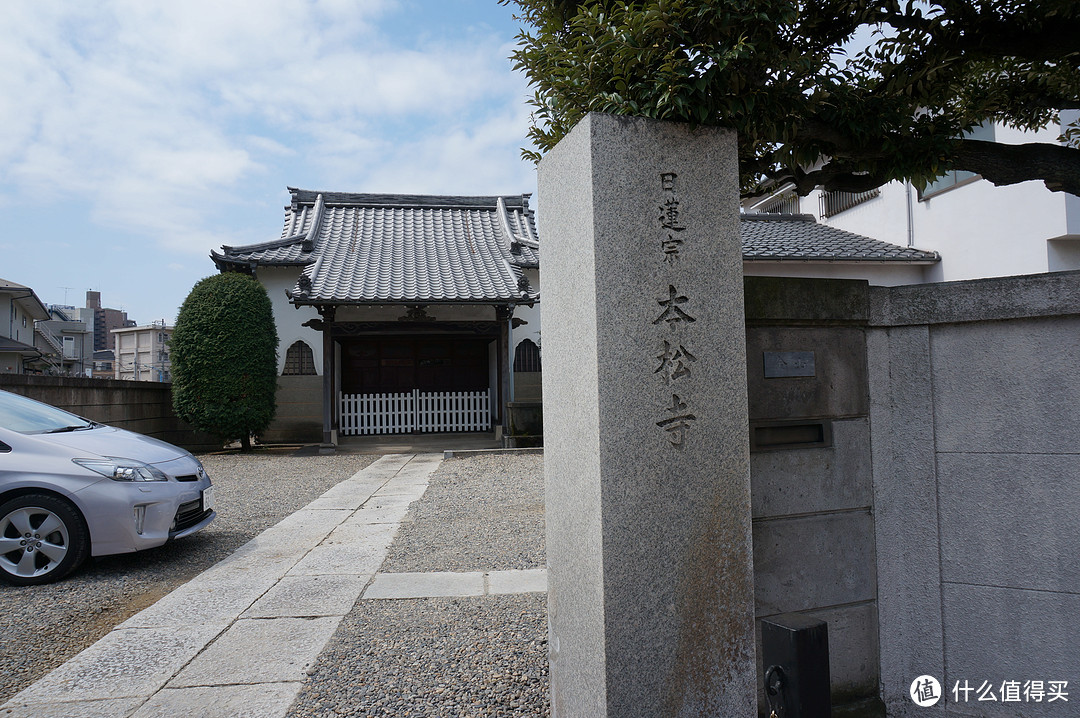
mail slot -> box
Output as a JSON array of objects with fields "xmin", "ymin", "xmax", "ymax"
[{"xmin": 751, "ymin": 420, "xmax": 832, "ymax": 451}]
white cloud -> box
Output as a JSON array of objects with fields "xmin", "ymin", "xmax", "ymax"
[{"xmin": 0, "ymin": 0, "xmax": 533, "ymax": 258}]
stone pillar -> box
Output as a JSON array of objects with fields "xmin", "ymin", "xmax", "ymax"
[{"xmin": 539, "ymin": 113, "xmax": 755, "ymax": 717}]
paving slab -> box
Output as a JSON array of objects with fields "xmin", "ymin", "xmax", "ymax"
[
  {"xmin": 0, "ymin": 696, "xmax": 146, "ymax": 718},
  {"xmin": 360, "ymin": 453, "xmax": 416, "ymax": 474},
  {"xmin": 11, "ymin": 625, "xmax": 224, "ymax": 703},
  {"xmin": 302, "ymin": 480, "xmax": 387, "ymax": 510},
  {"xmin": 119, "ymin": 570, "xmax": 279, "ymax": 629},
  {"xmin": 169, "ymin": 617, "xmax": 341, "ymax": 687},
  {"xmin": 347, "ymin": 503, "xmax": 412, "ymax": 525},
  {"xmin": 130, "ymin": 684, "xmax": 302, "ymax": 718},
  {"xmin": 372, "ymin": 489, "xmax": 428, "ymax": 505},
  {"xmin": 363, "ymin": 571, "xmax": 486, "ymax": 599},
  {"xmin": 240, "ymin": 508, "xmax": 354, "ymax": 544},
  {"xmin": 287, "ymin": 521, "xmax": 399, "ymax": 576},
  {"xmin": 242, "ymin": 574, "xmax": 371, "ymax": 618},
  {"xmin": 487, "ymin": 569, "xmax": 548, "ymax": 595}
]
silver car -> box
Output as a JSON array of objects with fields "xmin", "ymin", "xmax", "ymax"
[{"xmin": 0, "ymin": 389, "xmax": 215, "ymax": 585}]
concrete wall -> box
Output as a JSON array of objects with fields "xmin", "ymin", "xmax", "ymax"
[
  {"xmin": 0, "ymin": 374, "xmax": 220, "ymax": 452},
  {"xmin": 743, "ymin": 277, "xmax": 881, "ymax": 712},
  {"xmin": 868, "ymin": 270, "xmax": 1080, "ymax": 717},
  {"xmin": 746, "ymin": 270, "xmax": 1080, "ymax": 716}
]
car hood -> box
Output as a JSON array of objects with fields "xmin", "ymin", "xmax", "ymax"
[{"xmin": 37, "ymin": 425, "xmax": 191, "ymax": 465}]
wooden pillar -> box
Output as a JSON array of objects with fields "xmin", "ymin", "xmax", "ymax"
[
  {"xmin": 496, "ymin": 305, "xmax": 512, "ymax": 434},
  {"xmin": 319, "ymin": 305, "xmax": 337, "ymax": 446}
]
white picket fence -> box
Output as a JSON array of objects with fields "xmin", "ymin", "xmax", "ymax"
[{"xmin": 340, "ymin": 389, "xmax": 492, "ymax": 435}]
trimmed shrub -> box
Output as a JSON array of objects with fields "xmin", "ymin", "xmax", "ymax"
[{"xmin": 171, "ymin": 273, "xmax": 278, "ymax": 450}]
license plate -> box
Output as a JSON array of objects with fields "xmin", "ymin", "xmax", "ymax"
[{"xmin": 202, "ymin": 486, "xmax": 216, "ymax": 512}]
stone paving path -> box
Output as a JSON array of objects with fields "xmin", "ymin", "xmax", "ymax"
[{"xmin": 0, "ymin": 453, "xmax": 547, "ymax": 718}]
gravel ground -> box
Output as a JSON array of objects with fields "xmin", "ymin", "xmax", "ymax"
[
  {"xmin": 383, "ymin": 453, "xmax": 545, "ymax": 573},
  {"xmin": 0, "ymin": 451, "xmax": 376, "ymax": 705},
  {"xmin": 288, "ymin": 452, "xmax": 550, "ymax": 717}
]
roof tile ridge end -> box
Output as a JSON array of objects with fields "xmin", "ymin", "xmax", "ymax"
[{"xmin": 303, "ymin": 194, "xmax": 326, "ymax": 251}]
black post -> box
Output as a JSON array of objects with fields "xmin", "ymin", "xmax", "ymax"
[
  {"xmin": 761, "ymin": 613, "xmax": 831, "ymax": 718},
  {"xmin": 318, "ymin": 306, "xmax": 336, "ymax": 447}
]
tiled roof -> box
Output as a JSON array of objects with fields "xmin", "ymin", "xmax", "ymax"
[
  {"xmin": 213, "ymin": 189, "xmax": 539, "ymax": 305},
  {"xmin": 740, "ymin": 214, "xmax": 940, "ymax": 263},
  {"xmin": 214, "ymin": 194, "xmax": 938, "ymax": 306}
]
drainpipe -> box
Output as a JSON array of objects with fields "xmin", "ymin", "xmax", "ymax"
[{"xmin": 905, "ymin": 180, "xmax": 915, "ymax": 247}]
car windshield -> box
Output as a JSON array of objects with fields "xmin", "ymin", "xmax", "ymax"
[{"xmin": 0, "ymin": 391, "xmax": 96, "ymax": 434}]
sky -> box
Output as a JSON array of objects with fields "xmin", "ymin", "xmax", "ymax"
[{"xmin": 0, "ymin": 0, "xmax": 538, "ymax": 324}]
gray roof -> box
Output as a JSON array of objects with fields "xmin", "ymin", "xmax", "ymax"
[
  {"xmin": 213, "ymin": 189, "xmax": 539, "ymax": 305},
  {"xmin": 213, "ymin": 193, "xmax": 938, "ymax": 307},
  {"xmin": 0, "ymin": 336, "xmax": 42, "ymax": 357},
  {"xmin": 0, "ymin": 278, "xmax": 50, "ymax": 320},
  {"xmin": 740, "ymin": 214, "xmax": 940, "ymax": 263}
]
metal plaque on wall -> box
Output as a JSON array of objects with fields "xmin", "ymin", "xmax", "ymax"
[{"xmin": 763, "ymin": 351, "xmax": 816, "ymax": 378}]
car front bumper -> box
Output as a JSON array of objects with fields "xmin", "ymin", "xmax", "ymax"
[{"xmin": 75, "ymin": 455, "xmax": 216, "ymax": 556}]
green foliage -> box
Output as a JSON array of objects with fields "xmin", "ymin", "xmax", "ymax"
[
  {"xmin": 171, "ymin": 273, "xmax": 279, "ymax": 449},
  {"xmin": 504, "ymin": 0, "xmax": 1080, "ymax": 196}
]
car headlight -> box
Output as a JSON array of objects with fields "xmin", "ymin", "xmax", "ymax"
[{"xmin": 73, "ymin": 458, "xmax": 169, "ymax": 482}]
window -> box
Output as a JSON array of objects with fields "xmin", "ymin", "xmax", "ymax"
[
  {"xmin": 921, "ymin": 123, "xmax": 996, "ymax": 199},
  {"xmin": 282, "ymin": 340, "xmax": 316, "ymax": 375},
  {"xmin": 514, "ymin": 338, "xmax": 541, "ymax": 372},
  {"xmin": 819, "ymin": 188, "xmax": 880, "ymax": 218}
]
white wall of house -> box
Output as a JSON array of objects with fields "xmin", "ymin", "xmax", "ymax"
[
  {"xmin": 807, "ymin": 119, "xmax": 1080, "ymax": 282},
  {"xmin": 112, "ymin": 324, "xmax": 171, "ymax": 381},
  {"xmin": 36, "ymin": 319, "xmax": 94, "ymax": 376},
  {"xmin": 743, "ymin": 260, "xmax": 928, "ymax": 286},
  {"xmin": 1, "ymin": 295, "xmax": 38, "ymax": 346}
]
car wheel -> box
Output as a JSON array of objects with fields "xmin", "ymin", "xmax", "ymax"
[{"xmin": 0, "ymin": 494, "xmax": 89, "ymax": 586}]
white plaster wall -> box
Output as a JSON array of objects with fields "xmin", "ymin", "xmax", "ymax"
[
  {"xmin": 812, "ymin": 182, "xmax": 912, "ymax": 249},
  {"xmin": 256, "ymin": 267, "xmax": 322, "ymax": 375},
  {"xmin": 743, "ymin": 261, "xmax": 927, "ymax": 286},
  {"xmin": 1, "ymin": 296, "xmax": 36, "ymax": 345},
  {"xmin": 513, "ymin": 268, "xmax": 541, "ymax": 354}
]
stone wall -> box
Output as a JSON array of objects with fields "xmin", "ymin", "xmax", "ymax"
[
  {"xmin": 868, "ymin": 270, "xmax": 1080, "ymax": 718},
  {"xmin": 261, "ymin": 374, "xmax": 322, "ymax": 444},
  {"xmin": 743, "ymin": 277, "xmax": 880, "ymax": 712},
  {"xmin": 0, "ymin": 374, "xmax": 220, "ymax": 452},
  {"xmin": 747, "ymin": 270, "xmax": 1080, "ymax": 716}
]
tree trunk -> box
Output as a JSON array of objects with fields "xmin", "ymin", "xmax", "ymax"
[{"xmin": 240, "ymin": 434, "xmax": 252, "ymax": 452}]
